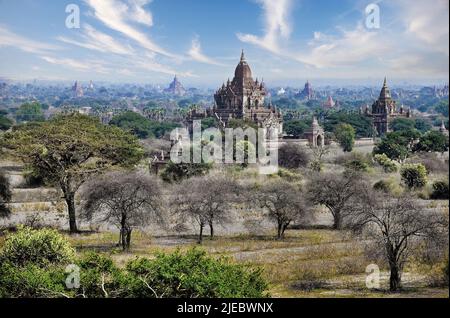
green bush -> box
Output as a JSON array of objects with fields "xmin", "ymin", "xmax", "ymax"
[
  {"xmin": 0, "ymin": 262, "xmax": 68, "ymax": 298},
  {"xmin": 374, "ymin": 154, "xmax": 398, "ymax": 173},
  {"xmin": 0, "ymin": 227, "xmax": 75, "ymax": 267},
  {"xmin": 430, "ymin": 181, "xmax": 449, "ymax": 200},
  {"xmin": 400, "ymin": 163, "xmax": 428, "ymax": 189},
  {"xmin": 373, "ymin": 180, "xmax": 394, "ymax": 193},
  {"xmin": 125, "ymin": 249, "xmax": 268, "ymax": 298}
]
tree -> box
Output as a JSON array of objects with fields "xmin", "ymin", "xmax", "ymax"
[
  {"xmin": 400, "ymin": 164, "xmax": 428, "ymax": 189},
  {"xmin": 391, "ymin": 118, "xmax": 415, "ymax": 132},
  {"xmin": 81, "ymin": 171, "xmax": 164, "ymax": 250},
  {"xmin": 307, "ymin": 171, "xmax": 363, "ymax": 230},
  {"xmin": 15, "ymin": 102, "xmax": 45, "ymax": 123},
  {"xmin": 334, "ymin": 123, "xmax": 355, "ymax": 152},
  {"xmin": 373, "ymin": 132, "xmax": 410, "ymax": 161},
  {"xmin": 283, "ymin": 120, "xmax": 309, "ymax": 137},
  {"xmin": 309, "ymin": 145, "xmax": 330, "ymax": 172},
  {"xmin": 172, "ymin": 174, "xmax": 238, "ymax": 243},
  {"xmin": 0, "ymin": 111, "xmax": 13, "ymax": 131},
  {"xmin": 110, "ymin": 111, "xmax": 179, "ymax": 139},
  {"xmin": 349, "ymin": 189, "xmax": 448, "ymax": 291},
  {"xmin": 324, "ymin": 111, "xmax": 373, "ymax": 138},
  {"xmin": 414, "ymin": 131, "xmax": 449, "ymax": 154},
  {"xmin": 253, "ymin": 179, "xmax": 311, "ymax": 239},
  {"xmin": 0, "ymin": 172, "xmax": 12, "ymax": 218},
  {"xmin": 278, "ymin": 143, "xmax": 310, "ymax": 169},
  {"xmin": 1, "ymin": 113, "xmax": 143, "ymax": 233},
  {"xmin": 161, "ymin": 161, "xmax": 211, "ymax": 183}
]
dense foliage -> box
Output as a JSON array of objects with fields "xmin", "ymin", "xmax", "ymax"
[
  {"xmin": 0, "ymin": 228, "xmax": 267, "ymax": 298},
  {"xmin": 15, "ymin": 102, "xmax": 45, "ymax": 123},
  {"xmin": 324, "ymin": 111, "xmax": 373, "ymax": 138},
  {"xmin": 161, "ymin": 161, "xmax": 212, "ymax": 183},
  {"xmin": 110, "ymin": 111, "xmax": 180, "ymax": 139},
  {"xmin": 0, "ymin": 227, "xmax": 75, "ymax": 267}
]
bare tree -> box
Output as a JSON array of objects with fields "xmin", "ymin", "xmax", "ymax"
[
  {"xmin": 307, "ymin": 171, "xmax": 363, "ymax": 230},
  {"xmin": 81, "ymin": 171, "xmax": 165, "ymax": 250},
  {"xmin": 278, "ymin": 143, "xmax": 310, "ymax": 169},
  {"xmin": 349, "ymin": 187, "xmax": 448, "ymax": 291},
  {"xmin": 253, "ymin": 179, "xmax": 312, "ymax": 239},
  {"xmin": 309, "ymin": 145, "xmax": 330, "ymax": 172},
  {"xmin": 171, "ymin": 174, "xmax": 238, "ymax": 243}
]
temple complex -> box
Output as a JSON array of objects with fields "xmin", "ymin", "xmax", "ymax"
[
  {"xmin": 189, "ymin": 51, "xmax": 283, "ymax": 134},
  {"xmin": 362, "ymin": 78, "xmax": 411, "ymax": 136},
  {"xmin": 296, "ymin": 81, "xmax": 314, "ymax": 100},
  {"xmin": 164, "ymin": 75, "xmax": 186, "ymax": 96}
]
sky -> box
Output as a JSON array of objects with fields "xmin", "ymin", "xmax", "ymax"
[{"xmin": 0, "ymin": 0, "xmax": 448, "ymax": 87}]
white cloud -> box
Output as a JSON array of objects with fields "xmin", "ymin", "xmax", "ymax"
[
  {"xmin": 238, "ymin": 0, "xmax": 448, "ymax": 78},
  {"xmin": 237, "ymin": 0, "xmax": 293, "ymax": 54},
  {"xmin": 188, "ymin": 37, "xmax": 225, "ymax": 66},
  {"xmin": 84, "ymin": 0, "xmax": 175, "ymax": 58},
  {"xmin": 57, "ymin": 24, "xmax": 134, "ymax": 55},
  {"xmin": 41, "ymin": 56, "xmax": 110, "ymax": 74},
  {"xmin": 0, "ymin": 25, "xmax": 59, "ymax": 54},
  {"xmin": 296, "ymin": 24, "xmax": 390, "ymax": 68}
]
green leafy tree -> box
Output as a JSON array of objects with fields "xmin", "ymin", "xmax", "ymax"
[
  {"xmin": 324, "ymin": 111, "xmax": 373, "ymax": 137},
  {"xmin": 391, "ymin": 118, "xmax": 415, "ymax": 132},
  {"xmin": 373, "ymin": 132, "xmax": 411, "ymax": 161},
  {"xmin": 283, "ymin": 120, "xmax": 309, "ymax": 137},
  {"xmin": 334, "ymin": 123, "xmax": 355, "ymax": 152},
  {"xmin": 0, "ymin": 110, "xmax": 13, "ymax": 131},
  {"xmin": 414, "ymin": 131, "xmax": 449, "ymax": 153},
  {"xmin": 1, "ymin": 113, "xmax": 143, "ymax": 233},
  {"xmin": 15, "ymin": 102, "xmax": 45, "ymax": 123},
  {"xmin": 400, "ymin": 164, "xmax": 428, "ymax": 189}
]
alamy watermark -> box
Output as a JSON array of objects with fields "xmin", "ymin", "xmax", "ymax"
[{"xmin": 365, "ymin": 3, "xmax": 381, "ymax": 29}]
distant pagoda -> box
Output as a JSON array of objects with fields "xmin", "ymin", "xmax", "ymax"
[
  {"xmin": 164, "ymin": 75, "xmax": 186, "ymax": 96},
  {"xmin": 72, "ymin": 81, "xmax": 83, "ymax": 98},
  {"xmin": 296, "ymin": 80, "xmax": 314, "ymax": 100},
  {"xmin": 323, "ymin": 95, "xmax": 335, "ymax": 109},
  {"xmin": 187, "ymin": 51, "xmax": 282, "ymax": 134},
  {"xmin": 362, "ymin": 78, "xmax": 411, "ymax": 136}
]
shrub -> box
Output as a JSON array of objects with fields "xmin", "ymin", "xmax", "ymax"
[
  {"xmin": 374, "ymin": 154, "xmax": 398, "ymax": 173},
  {"xmin": 400, "ymin": 164, "xmax": 428, "ymax": 189},
  {"xmin": 0, "ymin": 226, "xmax": 75, "ymax": 267},
  {"xmin": 0, "ymin": 262, "xmax": 68, "ymax": 298},
  {"xmin": 373, "ymin": 180, "xmax": 394, "ymax": 193},
  {"xmin": 125, "ymin": 249, "xmax": 268, "ymax": 298},
  {"xmin": 430, "ymin": 181, "xmax": 449, "ymax": 200},
  {"xmin": 161, "ymin": 162, "xmax": 211, "ymax": 183}
]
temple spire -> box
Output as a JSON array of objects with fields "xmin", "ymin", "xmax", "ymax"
[{"xmin": 240, "ymin": 49, "xmax": 246, "ymax": 62}]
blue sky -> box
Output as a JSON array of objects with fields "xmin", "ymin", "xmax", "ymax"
[{"xmin": 0, "ymin": 0, "xmax": 448, "ymax": 87}]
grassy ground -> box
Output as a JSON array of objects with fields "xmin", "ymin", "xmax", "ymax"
[{"xmin": 66, "ymin": 228, "xmax": 449, "ymax": 298}]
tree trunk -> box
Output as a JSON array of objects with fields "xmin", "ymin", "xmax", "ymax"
[
  {"xmin": 198, "ymin": 223, "xmax": 204, "ymax": 244},
  {"xmin": 277, "ymin": 222, "xmax": 282, "ymax": 239},
  {"xmin": 209, "ymin": 221, "xmax": 214, "ymax": 238},
  {"xmin": 332, "ymin": 212, "xmax": 342, "ymax": 230},
  {"xmin": 121, "ymin": 226, "xmax": 127, "ymax": 251},
  {"xmin": 126, "ymin": 229, "xmax": 132, "ymax": 250},
  {"xmin": 65, "ymin": 192, "xmax": 78, "ymax": 233},
  {"xmin": 389, "ymin": 263, "xmax": 401, "ymax": 292},
  {"xmin": 280, "ymin": 224, "xmax": 288, "ymax": 239}
]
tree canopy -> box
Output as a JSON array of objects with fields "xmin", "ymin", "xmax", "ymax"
[{"xmin": 1, "ymin": 113, "xmax": 144, "ymax": 232}]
